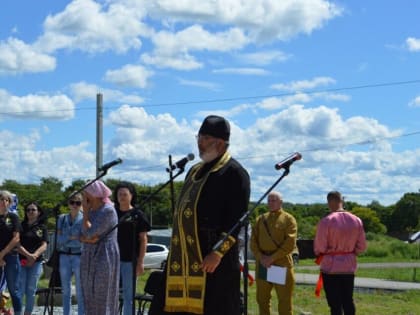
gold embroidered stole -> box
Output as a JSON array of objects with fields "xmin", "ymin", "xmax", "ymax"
[{"xmin": 164, "ymin": 152, "xmax": 231, "ymax": 314}]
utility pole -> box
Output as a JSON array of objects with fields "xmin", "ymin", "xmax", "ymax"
[{"xmin": 96, "ymin": 93, "xmax": 103, "ymax": 176}]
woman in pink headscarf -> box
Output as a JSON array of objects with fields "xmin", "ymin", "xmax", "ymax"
[{"xmin": 80, "ymin": 180, "xmax": 120, "ymax": 315}]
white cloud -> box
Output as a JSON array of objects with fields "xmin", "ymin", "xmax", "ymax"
[
  {"xmin": 142, "ymin": 25, "xmax": 249, "ymax": 70},
  {"xmin": 153, "ymin": 25, "xmax": 248, "ymax": 53},
  {"xmin": 256, "ymin": 94, "xmax": 312, "ymax": 110},
  {"xmin": 213, "ymin": 67, "xmax": 269, "ymax": 75},
  {"xmin": 140, "ymin": 0, "xmax": 340, "ymax": 69},
  {"xmin": 107, "ymin": 105, "xmax": 196, "ymax": 170},
  {"xmin": 34, "ymin": 0, "xmax": 149, "ymax": 54},
  {"xmin": 141, "ymin": 52, "xmax": 203, "ymax": 70},
  {"xmin": 406, "ymin": 37, "xmax": 420, "ymax": 52},
  {"xmin": 1, "ymin": 102, "xmax": 413, "ymax": 205},
  {"xmin": 0, "ymin": 38, "xmax": 56, "ymax": 75},
  {"xmin": 9, "ymin": 0, "xmax": 340, "ymax": 74},
  {"xmin": 0, "ymin": 130, "xmax": 95, "ymax": 185},
  {"xmin": 197, "ymin": 91, "xmax": 351, "ymax": 118},
  {"xmin": 315, "ymin": 92, "xmax": 350, "ymax": 102},
  {"xmin": 253, "ymin": 91, "xmax": 349, "ymax": 111},
  {"xmin": 144, "ymin": 0, "xmax": 342, "ymax": 43},
  {"xmin": 271, "ymin": 76, "xmax": 336, "ymax": 91},
  {"xmin": 16, "ymin": 0, "xmax": 340, "ymax": 73},
  {"xmin": 99, "ymin": 104, "xmax": 420, "ymax": 205},
  {"xmin": 69, "ymin": 81, "xmax": 144, "ymax": 104},
  {"xmin": 0, "ymin": 89, "xmax": 74, "ymax": 120},
  {"xmin": 409, "ymin": 96, "xmax": 420, "ymax": 107},
  {"xmin": 239, "ymin": 50, "xmax": 291, "ymax": 66},
  {"xmin": 178, "ymin": 78, "xmax": 220, "ymax": 91},
  {"xmin": 104, "ymin": 64, "xmax": 154, "ymax": 89}
]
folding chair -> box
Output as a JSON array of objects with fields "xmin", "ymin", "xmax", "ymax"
[{"xmin": 135, "ymin": 270, "xmax": 163, "ymax": 315}]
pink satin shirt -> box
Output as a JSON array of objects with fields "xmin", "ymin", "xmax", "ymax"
[{"xmin": 314, "ymin": 210, "xmax": 367, "ymax": 274}]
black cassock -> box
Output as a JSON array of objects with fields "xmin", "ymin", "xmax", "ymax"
[{"xmin": 150, "ymin": 153, "xmax": 250, "ymax": 315}]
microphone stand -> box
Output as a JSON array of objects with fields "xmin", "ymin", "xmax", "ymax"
[
  {"xmin": 212, "ymin": 167, "xmax": 292, "ymax": 315},
  {"xmin": 43, "ymin": 169, "xmax": 110, "ymax": 315},
  {"xmin": 99, "ymin": 161, "xmax": 185, "ymax": 315}
]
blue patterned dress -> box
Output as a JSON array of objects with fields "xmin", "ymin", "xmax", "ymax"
[{"xmin": 80, "ymin": 203, "xmax": 120, "ymax": 315}]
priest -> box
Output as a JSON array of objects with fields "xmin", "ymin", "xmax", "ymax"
[{"xmin": 150, "ymin": 115, "xmax": 250, "ymax": 315}]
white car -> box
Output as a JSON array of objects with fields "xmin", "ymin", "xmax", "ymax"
[{"xmin": 144, "ymin": 243, "xmax": 169, "ymax": 269}]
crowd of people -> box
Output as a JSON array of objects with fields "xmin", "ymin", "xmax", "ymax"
[
  {"xmin": 0, "ymin": 179, "xmax": 151, "ymax": 315},
  {"xmin": 0, "ymin": 115, "xmax": 367, "ymax": 315}
]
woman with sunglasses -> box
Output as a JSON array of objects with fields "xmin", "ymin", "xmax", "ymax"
[
  {"xmin": 57, "ymin": 192, "xmax": 85, "ymax": 315},
  {"xmin": 18, "ymin": 202, "xmax": 48, "ymax": 315}
]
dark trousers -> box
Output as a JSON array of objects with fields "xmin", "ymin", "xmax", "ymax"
[{"xmin": 322, "ymin": 273, "xmax": 355, "ymax": 315}]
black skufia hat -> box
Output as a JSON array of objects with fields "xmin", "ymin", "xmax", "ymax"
[{"xmin": 198, "ymin": 115, "xmax": 230, "ymax": 141}]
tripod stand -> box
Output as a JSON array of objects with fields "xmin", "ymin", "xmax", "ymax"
[{"xmin": 43, "ymin": 169, "xmax": 112, "ymax": 315}]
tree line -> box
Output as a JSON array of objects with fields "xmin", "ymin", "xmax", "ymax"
[{"xmin": 1, "ymin": 177, "xmax": 419, "ymax": 240}]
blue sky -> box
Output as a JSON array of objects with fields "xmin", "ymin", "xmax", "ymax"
[{"xmin": 0, "ymin": 0, "xmax": 419, "ymax": 205}]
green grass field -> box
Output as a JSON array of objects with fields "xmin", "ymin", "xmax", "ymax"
[
  {"xmin": 29, "ymin": 263, "xmax": 420, "ymax": 315},
  {"xmin": 247, "ymin": 284, "xmax": 420, "ymax": 315},
  {"xmin": 25, "ymin": 234, "xmax": 420, "ymax": 315}
]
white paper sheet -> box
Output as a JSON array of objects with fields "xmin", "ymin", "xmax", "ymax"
[{"xmin": 267, "ymin": 265, "xmax": 287, "ymax": 285}]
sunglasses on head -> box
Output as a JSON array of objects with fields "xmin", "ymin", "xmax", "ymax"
[
  {"xmin": 26, "ymin": 208, "xmax": 38, "ymax": 212},
  {"xmin": 69, "ymin": 200, "xmax": 82, "ymax": 206}
]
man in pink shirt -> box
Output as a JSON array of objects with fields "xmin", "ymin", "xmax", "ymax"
[{"xmin": 314, "ymin": 191, "xmax": 367, "ymax": 315}]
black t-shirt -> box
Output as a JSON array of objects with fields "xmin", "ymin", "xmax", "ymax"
[
  {"xmin": 117, "ymin": 208, "xmax": 151, "ymax": 262},
  {"xmin": 0, "ymin": 211, "xmax": 22, "ymax": 253},
  {"xmin": 20, "ymin": 221, "xmax": 49, "ymax": 262}
]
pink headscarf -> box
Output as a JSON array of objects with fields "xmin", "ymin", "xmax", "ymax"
[{"xmin": 84, "ymin": 180, "xmax": 112, "ymax": 204}]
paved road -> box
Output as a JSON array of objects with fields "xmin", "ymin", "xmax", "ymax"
[
  {"xmin": 295, "ymin": 273, "xmax": 420, "ymax": 291},
  {"xmin": 250, "ymin": 262, "xmax": 420, "ymax": 291},
  {"xmin": 295, "ymin": 262, "xmax": 420, "ymax": 271}
]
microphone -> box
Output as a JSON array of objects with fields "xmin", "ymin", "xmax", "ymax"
[
  {"xmin": 167, "ymin": 153, "xmax": 195, "ymax": 171},
  {"xmin": 274, "ymin": 152, "xmax": 302, "ymax": 170},
  {"xmin": 98, "ymin": 158, "xmax": 123, "ymax": 172}
]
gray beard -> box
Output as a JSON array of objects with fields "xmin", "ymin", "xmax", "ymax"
[{"xmin": 200, "ymin": 149, "xmax": 219, "ymax": 163}]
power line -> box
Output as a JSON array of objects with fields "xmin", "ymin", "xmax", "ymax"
[
  {"xmin": 130, "ymin": 78, "xmax": 420, "ymax": 109},
  {"xmin": 0, "ymin": 79, "xmax": 420, "ymax": 115},
  {"xmin": 28, "ymin": 129, "xmax": 420, "ymax": 182},
  {"xmin": 110, "ymin": 130, "xmax": 420, "ymax": 174},
  {"xmin": 223, "ymin": 130, "xmax": 420, "ymax": 162}
]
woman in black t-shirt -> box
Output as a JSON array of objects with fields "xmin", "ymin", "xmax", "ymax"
[
  {"xmin": 114, "ymin": 181, "xmax": 151, "ymax": 315},
  {"xmin": 18, "ymin": 202, "xmax": 48, "ymax": 315},
  {"xmin": 0, "ymin": 190, "xmax": 22, "ymax": 315}
]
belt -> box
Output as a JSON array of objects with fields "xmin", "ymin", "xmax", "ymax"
[{"xmin": 261, "ymin": 250, "xmax": 275, "ymax": 256}]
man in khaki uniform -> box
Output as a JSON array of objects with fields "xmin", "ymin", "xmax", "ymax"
[{"xmin": 251, "ymin": 191, "xmax": 297, "ymax": 315}]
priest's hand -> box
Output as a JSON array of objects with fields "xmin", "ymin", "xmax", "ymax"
[{"xmin": 201, "ymin": 252, "xmax": 221, "ymax": 273}]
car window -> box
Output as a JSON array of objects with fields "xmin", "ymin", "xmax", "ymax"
[{"xmin": 147, "ymin": 245, "xmax": 164, "ymax": 253}]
